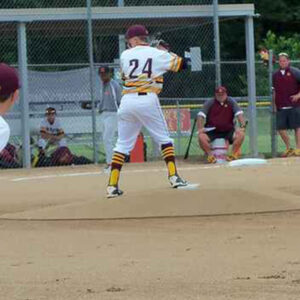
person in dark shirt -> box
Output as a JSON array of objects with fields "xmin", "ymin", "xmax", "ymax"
[
  {"xmin": 272, "ymin": 52, "xmax": 300, "ymax": 157},
  {"xmin": 197, "ymin": 86, "xmax": 247, "ymax": 163}
]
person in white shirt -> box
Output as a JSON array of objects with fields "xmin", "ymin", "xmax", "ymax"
[
  {"xmin": 106, "ymin": 24, "xmax": 189, "ymax": 198},
  {"xmin": 38, "ymin": 107, "xmax": 67, "ymax": 154},
  {"xmin": 0, "ymin": 63, "xmax": 19, "ymax": 153}
]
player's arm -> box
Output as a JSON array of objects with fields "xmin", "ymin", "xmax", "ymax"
[
  {"xmin": 271, "ymin": 73, "xmax": 277, "ymax": 112},
  {"xmin": 289, "ymin": 67, "xmax": 300, "ymax": 102},
  {"xmin": 197, "ymin": 115, "xmax": 206, "ymax": 134},
  {"xmin": 55, "ymin": 129, "xmax": 65, "ymax": 141},
  {"xmin": 40, "ymin": 127, "xmax": 53, "ymax": 140},
  {"xmin": 197, "ymin": 100, "xmax": 212, "ymax": 134},
  {"xmin": 153, "ymin": 41, "xmax": 188, "ymax": 72},
  {"xmin": 229, "ymin": 98, "xmax": 247, "ymax": 130},
  {"xmin": 155, "ymin": 48, "xmax": 187, "ymax": 74},
  {"xmin": 53, "ymin": 120, "xmax": 65, "ymax": 141}
]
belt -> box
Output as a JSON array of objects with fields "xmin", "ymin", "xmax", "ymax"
[
  {"xmin": 99, "ymin": 110, "xmax": 117, "ymax": 114},
  {"xmin": 279, "ymin": 107, "xmax": 293, "ymax": 110},
  {"xmin": 138, "ymin": 92, "xmax": 147, "ymax": 96}
]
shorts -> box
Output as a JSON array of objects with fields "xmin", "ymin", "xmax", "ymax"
[
  {"xmin": 206, "ymin": 128, "xmax": 235, "ymax": 144},
  {"xmin": 276, "ymin": 107, "xmax": 300, "ymax": 130}
]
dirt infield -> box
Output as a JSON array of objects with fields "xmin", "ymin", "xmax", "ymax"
[{"xmin": 1, "ymin": 158, "xmax": 300, "ymax": 299}]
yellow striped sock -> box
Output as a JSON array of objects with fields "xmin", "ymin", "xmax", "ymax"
[
  {"xmin": 167, "ymin": 161, "xmax": 176, "ymax": 177},
  {"xmin": 109, "ymin": 169, "xmax": 120, "ymax": 186}
]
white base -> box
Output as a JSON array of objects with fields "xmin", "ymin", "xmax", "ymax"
[
  {"xmin": 228, "ymin": 158, "xmax": 268, "ymax": 167},
  {"xmin": 177, "ymin": 183, "xmax": 200, "ymax": 190}
]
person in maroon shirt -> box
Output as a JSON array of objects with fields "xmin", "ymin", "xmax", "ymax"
[
  {"xmin": 272, "ymin": 53, "xmax": 300, "ymax": 157},
  {"xmin": 197, "ymin": 86, "xmax": 247, "ymax": 163}
]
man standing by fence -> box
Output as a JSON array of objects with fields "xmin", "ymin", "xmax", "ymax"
[
  {"xmin": 98, "ymin": 67, "xmax": 122, "ymax": 172},
  {"xmin": 272, "ymin": 52, "xmax": 300, "ymax": 157},
  {"xmin": 82, "ymin": 66, "xmax": 122, "ymax": 171}
]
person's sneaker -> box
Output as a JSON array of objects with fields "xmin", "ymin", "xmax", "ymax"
[
  {"xmin": 169, "ymin": 175, "xmax": 188, "ymax": 188},
  {"xmin": 293, "ymin": 149, "xmax": 300, "ymax": 156},
  {"xmin": 281, "ymin": 148, "xmax": 294, "ymax": 157},
  {"xmin": 226, "ymin": 153, "xmax": 240, "ymax": 162},
  {"xmin": 106, "ymin": 186, "xmax": 123, "ymax": 198},
  {"xmin": 207, "ymin": 154, "xmax": 217, "ymax": 164}
]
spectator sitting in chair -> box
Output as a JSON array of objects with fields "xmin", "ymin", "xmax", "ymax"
[
  {"xmin": 197, "ymin": 86, "xmax": 247, "ymax": 163},
  {"xmin": 38, "ymin": 107, "xmax": 67, "ymax": 156}
]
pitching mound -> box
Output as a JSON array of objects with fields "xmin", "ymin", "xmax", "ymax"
[{"xmin": 1, "ymin": 158, "xmax": 300, "ymax": 220}]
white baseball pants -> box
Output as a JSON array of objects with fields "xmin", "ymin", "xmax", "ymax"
[
  {"xmin": 38, "ymin": 138, "xmax": 67, "ymax": 149},
  {"xmin": 99, "ymin": 111, "xmax": 118, "ymax": 164},
  {"xmin": 114, "ymin": 93, "xmax": 173, "ymax": 155}
]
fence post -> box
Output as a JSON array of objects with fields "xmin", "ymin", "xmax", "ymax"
[
  {"xmin": 269, "ymin": 50, "xmax": 277, "ymax": 157},
  {"xmin": 118, "ymin": 0, "xmax": 126, "ymax": 56},
  {"xmin": 17, "ymin": 22, "xmax": 31, "ymax": 169},
  {"xmin": 176, "ymin": 100, "xmax": 181, "ymax": 155},
  {"xmin": 213, "ymin": 0, "xmax": 221, "ymax": 87},
  {"xmin": 245, "ymin": 16, "xmax": 258, "ymax": 157},
  {"xmin": 86, "ymin": 0, "xmax": 98, "ymax": 164}
]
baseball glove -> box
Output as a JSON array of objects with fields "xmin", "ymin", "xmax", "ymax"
[{"xmin": 150, "ymin": 39, "xmax": 170, "ymax": 51}]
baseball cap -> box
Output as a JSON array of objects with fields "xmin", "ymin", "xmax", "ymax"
[
  {"xmin": 0, "ymin": 63, "xmax": 20, "ymax": 97},
  {"xmin": 125, "ymin": 25, "xmax": 149, "ymax": 40},
  {"xmin": 278, "ymin": 52, "xmax": 289, "ymax": 58},
  {"xmin": 45, "ymin": 107, "xmax": 56, "ymax": 115},
  {"xmin": 98, "ymin": 66, "xmax": 111, "ymax": 74},
  {"xmin": 215, "ymin": 86, "xmax": 227, "ymax": 94}
]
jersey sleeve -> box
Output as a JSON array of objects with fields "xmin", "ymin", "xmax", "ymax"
[
  {"xmin": 228, "ymin": 97, "xmax": 243, "ymax": 116},
  {"xmin": 198, "ymin": 100, "xmax": 213, "ymax": 118},
  {"xmin": 290, "ymin": 67, "xmax": 300, "ymax": 83},
  {"xmin": 55, "ymin": 119, "xmax": 65, "ymax": 134},
  {"xmin": 156, "ymin": 49, "xmax": 183, "ymax": 73}
]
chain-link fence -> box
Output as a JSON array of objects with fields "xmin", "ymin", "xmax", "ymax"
[{"xmin": 0, "ymin": 1, "xmax": 261, "ymax": 169}]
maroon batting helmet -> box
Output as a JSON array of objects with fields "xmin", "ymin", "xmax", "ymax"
[
  {"xmin": 0, "ymin": 63, "xmax": 20, "ymax": 97},
  {"xmin": 125, "ymin": 25, "xmax": 149, "ymax": 40}
]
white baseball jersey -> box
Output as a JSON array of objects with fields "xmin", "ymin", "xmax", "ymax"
[
  {"xmin": 120, "ymin": 45, "xmax": 182, "ymax": 94},
  {"xmin": 0, "ymin": 116, "xmax": 10, "ymax": 152},
  {"xmin": 40, "ymin": 118, "xmax": 64, "ymax": 135},
  {"xmin": 114, "ymin": 45, "xmax": 184, "ymax": 155}
]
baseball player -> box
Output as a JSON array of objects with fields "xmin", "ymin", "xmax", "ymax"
[
  {"xmin": 106, "ymin": 24, "xmax": 188, "ymax": 198},
  {"xmin": 0, "ymin": 63, "xmax": 19, "ymax": 152},
  {"xmin": 38, "ymin": 107, "xmax": 67, "ymax": 154}
]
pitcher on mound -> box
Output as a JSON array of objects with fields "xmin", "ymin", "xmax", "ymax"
[{"xmin": 106, "ymin": 25, "xmax": 189, "ymax": 198}]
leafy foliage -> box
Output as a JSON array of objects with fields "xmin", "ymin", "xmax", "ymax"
[{"xmin": 259, "ymin": 31, "xmax": 300, "ymax": 60}]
